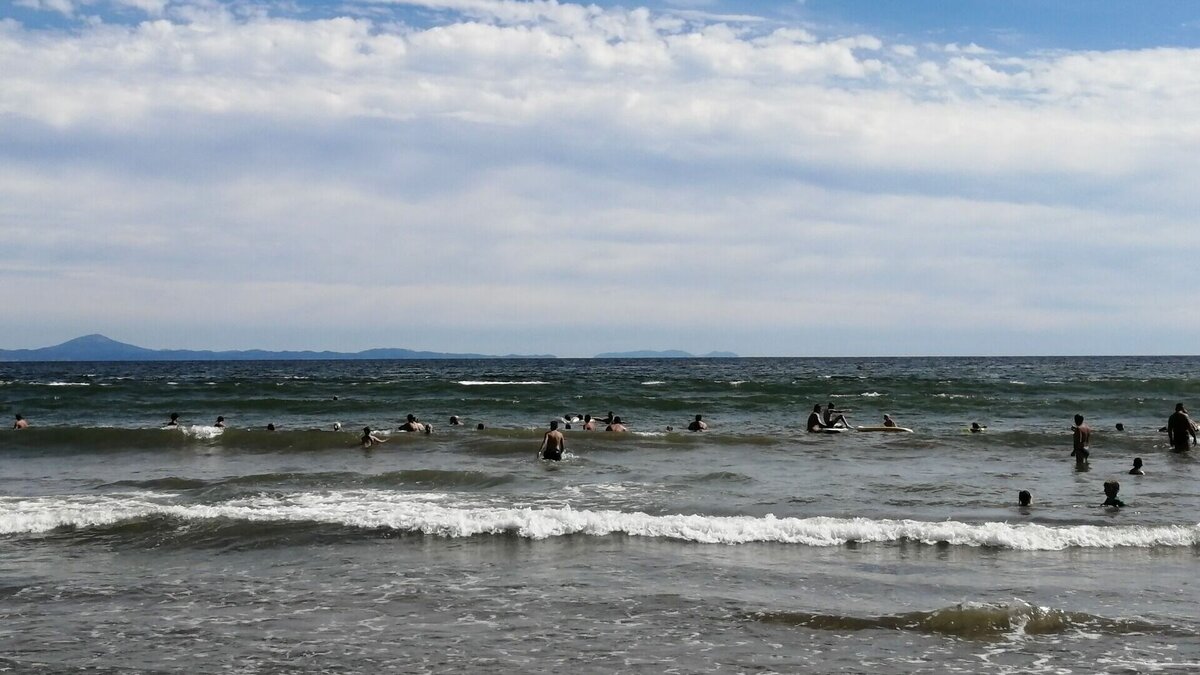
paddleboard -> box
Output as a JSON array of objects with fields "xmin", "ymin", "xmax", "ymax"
[
  {"xmin": 819, "ymin": 427, "xmax": 851, "ymax": 434},
  {"xmin": 856, "ymin": 426, "xmax": 914, "ymax": 433}
]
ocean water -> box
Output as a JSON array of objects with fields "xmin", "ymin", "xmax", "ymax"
[{"xmin": 2, "ymin": 357, "xmax": 1199, "ymax": 673}]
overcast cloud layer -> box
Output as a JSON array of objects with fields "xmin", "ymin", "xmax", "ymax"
[{"xmin": 2, "ymin": 0, "xmax": 1199, "ymax": 356}]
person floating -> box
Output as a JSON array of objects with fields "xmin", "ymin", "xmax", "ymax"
[
  {"xmin": 12, "ymin": 414, "xmax": 29, "ymax": 430},
  {"xmin": 1102, "ymin": 480, "xmax": 1125, "ymax": 508},
  {"xmin": 1018, "ymin": 490, "xmax": 1031, "ymax": 507},
  {"xmin": 1071, "ymin": 414, "xmax": 1090, "ymax": 465},
  {"xmin": 1129, "ymin": 457, "xmax": 1144, "ymax": 475},
  {"xmin": 605, "ymin": 416, "xmax": 628, "ymax": 432},
  {"xmin": 361, "ymin": 426, "xmax": 386, "ymax": 447},
  {"xmin": 687, "ymin": 414, "xmax": 708, "ymax": 432},
  {"xmin": 1167, "ymin": 403, "xmax": 1196, "ymax": 451},
  {"xmin": 539, "ymin": 420, "xmax": 566, "ymax": 461}
]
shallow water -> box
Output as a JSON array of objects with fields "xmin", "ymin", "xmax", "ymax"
[{"xmin": 2, "ymin": 357, "xmax": 1199, "ymax": 672}]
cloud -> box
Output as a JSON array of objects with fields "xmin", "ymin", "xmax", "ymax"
[{"xmin": 2, "ymin": 0, "xmax": 1199, "ymax": 354}]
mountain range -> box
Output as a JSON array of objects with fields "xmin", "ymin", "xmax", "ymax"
[{"xmin": 0, "ymin": 335, "xmax": 555, "ymax": 361}]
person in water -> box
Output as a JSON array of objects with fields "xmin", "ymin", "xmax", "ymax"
[
  {"xmin": 1071, "ymin": 414, "xmax": 1090, "ymax": 465},
  {"xmin": 882, "ymin": 414, "xmax": 897, "ymax": 428},
  {"xmin": 476, "ymin": 422, "xmax": 485, "ymax": 430},
  {"xmin": 266, "ymin": 423, "xmax": 276, "ymax": 431},
  {"xmin": 449, "ymin": 416, "xmax": 462, "ymax": 426},
  {"xmin": 688, "ymin": 414, "xmax": 708, "ymax": 432},
  {"xmin": 583, "ymin": 415, "xmax": 596, "ymax": 431},
  {"xmin": 12, "ymin": 414, "xmax": 29, "ymax": 430},
  {"xmin": 970, "ymin": 422, "xmax": 986, "ymax": 433},
  {"xmin": 399, "ymin": 414, "xmax": 426, "ymax": 433},
  {"xmin": 167, "ymin": 412, "xmax": 180, "ymax": 427},
  {"xmin": 1129, "ymin": 457, "xmax": 1144, "ymax": 475},
  {"xmin": 807, "ymin": 405, "xmax": 828, "ymax": 432},
  {"xmin": 822, "ymin": 402, "xmax": 850, "ymax": 428},
  {"xmin": 1102, "ymin": 480, "xmax": 1125, "ymax": 508},
  {"xmin": 1115, "ymin": 423, "xmax": 1125, "ymax": 431},
  {"xmin": 1167, "ymin": 403, "xmax": 1196, "ymax": 451},
  {"xmin": 214, "ymin": 416, "xmax": 226, "ymax": 428},
  {"xmin": 361, "ymin": 426, "xmax": 386, "ymax": 447},
  {"xmin": 605, "ymin": 416, "xmax": 628, "ymax": 432},
  {"xmin": 1018, "ymin": 490, "xmax": 1031, "ymax": 507},
  {"xmin": 539, "ymin": 420, "xmax": 566, "ymax": 461}
]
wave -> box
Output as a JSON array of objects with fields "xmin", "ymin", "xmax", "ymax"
[
  {"xmin": 101, "ymin": 469, "xmax": 515, "ymax": 492},
  {"xmin": 456, "ymin": 380, "xmax": 549, "ymax": 386},
  {"xmin": 753, "ymin": 599, "xmax": 1181, "ymax": 639},
  {"xmin": 4, "ymin": 493, "xmax": 1199, "ymax": 550}
]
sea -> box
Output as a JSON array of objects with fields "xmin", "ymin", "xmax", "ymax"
[{"xmin": 2, "ymin": 356, "xmax": 1199, "ymax": 673}]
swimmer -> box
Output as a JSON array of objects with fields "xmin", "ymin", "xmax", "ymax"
[
  {"xmin": 476, "ymin": 422, "xmax": 485, "ymax": 430},
  {"xmin": 1018, "ymin": 490, "xmax": 1031, "ymax": 507},
  {"xmin": 1071, "ymin": 414, "xmax": 1090, "ymax": 465},
  {"xmin": 266, "ymin": 423, "xmax": 276, "ymax": 431},
  {"xmin": 1115, "ymin": 423, "xmax": 1125, "ymax": 431},
  {"xmin": 449, "ymin": 416, "xmax": 462, "ymax": 426},
  {"xmin": 583, "ymin": 415, "xmax": 596, "ymax": 431},
  {"xmin": 13, "ymin": 414, "xmax": 29, "ymax": 430},
  {"xmin": 360, "ymin": 426, "xmax": 386, "ymax": 447},
  {"xmin": 1102, "ymin": 480, "xmax": 1125, "ymax": 508},
  {"xmin": 687, "ymin": 414, "xmax": 707, "ymax": 432},
  {"xmin": 602, "ymin": 411, "xmax": 616, "ymax": 425},
  {"xmin": 1167, "ymin": 403, "xmax": 1196, "ymax": 451},
  {"xmin": 399, "ymin": 414, "xmax": 426, "ymax": 433},
  {"xmin": 333, "ymin": 422, "xmax": 342, "ymax": 431},
  {"xmin": 605, "ymin": 416, "xmax": 628, "ymax": 432},
  {"xmin": 166, "ymin": 412, "xmax": 180, "ymax": 427},
  {"xmin": 1129, "ymin": 457, "xmax": 1144, "ymax": 475},
  {"xmin": 539, "ymin": 420, "xmax": 565, "ymax": 461},
  {"xmin": 970, "ymin": 422, "xmax": 986, "ymax": 433},
  {"xmin": 882, "ymin": 414, "xmax": 897, "ymax": 428},
  {"xmin": 424, "ymin": 424, "xmax": 434, "ymax": 435},
  {"xmin": 214, "ymin": 416, "xmax": 226, "ymax": 428}
]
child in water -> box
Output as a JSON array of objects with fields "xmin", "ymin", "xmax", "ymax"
[{"xmin": 1102, "ymin": 481, "xmax": 1125, "ymax": 508}]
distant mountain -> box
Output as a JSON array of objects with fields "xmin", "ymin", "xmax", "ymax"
[
  {"xmin": 0, "ymin": 334, "xmax": 555, "ymax": 361},
  {"xmin": 593, "ymin": 349, "xmax": 739, "ymax": 358}
]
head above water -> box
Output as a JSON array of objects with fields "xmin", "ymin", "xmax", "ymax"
[
  {"xmin": 15, "ymin": 414, "xmax": 23, "ymax": 421},
  {"xmin": 407, "ymin": 414, "xmax": 417, "ymax": 422},
  {"xmin": 1115, "ymin": 423, "xmax": 1125, "ymax": 431},
  {"xmin": 695, "ymin": 414, "xmax": 703, "ymax": 421},
  {"xmin": 1103, "ymin": 480, "xmax": 1120, "ymax": 498},
  {"xmin": 476, "ymin": 423, "xmax": 485, "ymax": 430},
  {"xmin": 613, "ymin": 416, "xmax": 623, "ymax": 424},
  {"xmin": 1018, "ymin": 490, "xmax": 1031, "ymax": 506},
  {"xmin": 1133, "ymin": 457, "xmax": 1143, "ymax": 468}
]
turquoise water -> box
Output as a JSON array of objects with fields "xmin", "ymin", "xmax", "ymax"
[{"xmin": 2, "ymin": 357, "xmax": 1199, "ymax": 672}]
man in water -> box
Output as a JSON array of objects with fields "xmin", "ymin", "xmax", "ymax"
[
  {"xmin": 970, "ymin": 422, "xmax": 986, "ymax": 433},
  {"xmin": 399, "ymin": 414, "xmax": 426, "ymax": 433},
  {"xmin": 266, "ymin": 423, "xmax": 276, "ymax": 431},
  {"xmin": 822, "ymin": 402, "xmax": 850, "ymax": 428},
  {"xmin": 605, "ymin": 416, "xmax": 628, "ymax": 432},
  {"xmin": 1102, "ymin": 480, "xmax": 1125, "ymax": 508},
  {"xmin": 1018, "ymin": 490, "xmax": 1031, "ymax": 507},
  {"xmin": 687, "ymin": 414, "xmax": 707, "ymax": 432},
  {"xmin": 1129, "ymin": 457, "xmax": 1144, "ymax": 475},
  {"xmin": 583, "ymin": 415, "xmax": 596, "ymax": 431},
  {"xmin": 167, "ymin": 412, "xmax": 180, "ymax": 427},
  {"xmin": 449, "ymin": 416, "xmax": 462, "ymax": 426},
  {"xmin": 361, "ymin": 426, "xmax": 386, "ymax": 447},
  {"xmin": 1071, "ymin": 414, "xmax": 1090, "ymax": 465},
  {"xmin": 1167, "ymin": 403, "xmax": 1196, "ymax": 451},
  {"xmin": 12, "ymin": 414, "xmax": 29, "ymax": 430},
  {"xmin": 539, "ymin": 420, "xmax": 566, "ymax": 460},
  {"xmin": 214, "ymin": 416, "xmax": 226, "ymax": 428}
]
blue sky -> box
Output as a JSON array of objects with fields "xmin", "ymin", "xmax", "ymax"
[{"xmin": 3, "ymin": 0, "xmax": 1200, "ymax": 356}]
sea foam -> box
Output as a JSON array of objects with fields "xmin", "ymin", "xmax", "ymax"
[{"xmin": 2, "ymin": 492, "xmax": 1198, "ymax": 550}]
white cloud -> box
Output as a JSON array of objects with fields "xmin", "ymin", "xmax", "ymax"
[{"xmin": 2, "ymin": 1, "xmax": 1200, "ymax": 354}]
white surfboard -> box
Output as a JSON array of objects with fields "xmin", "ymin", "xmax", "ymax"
[{"xmin": 856, "ymin": 426, "xmax": 914, "ymax": 433}]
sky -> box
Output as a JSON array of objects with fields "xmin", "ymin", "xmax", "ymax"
[{"xmin": 3, "ymin": 1, "xmax": 1200, "ymax": 357}]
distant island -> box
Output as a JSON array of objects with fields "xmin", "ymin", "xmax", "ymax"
[
  {"xmin": 593, "ymin": 350, "xmax": 739, "ymax": 358},
  {"xmin": 0, "ymin": 334, "xmax": 556, "ymax": 362}
]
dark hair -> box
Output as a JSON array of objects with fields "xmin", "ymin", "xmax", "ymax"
[
  {"xmin": 476, "ymin": 423, "xmax": 485, "ymax": 430},
  {"xmin": 613, "ymin": 416, "xmax": 623, "ymax": 424},
  {"xmin": 1018, "ymin": 490, "xmax": 1031, "ymax": 506},
  {"xmin": 695, "ymin": 414, "xmax": 703, "ymax": 421},
  {"xmin": 1074, "ymin": 414, "xmax": 1084, "ymax": 425},
  {"xmin": 550, "ymin": 420, "xmax": 559, "ymax": 429}
]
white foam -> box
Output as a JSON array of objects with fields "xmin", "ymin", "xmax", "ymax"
[
  {"xmin": 180, "ymin": 425, "xmax": 224, "ymax": 439},
  {"xmin": 641, "ymin": 381, "xmax": 665, "ymax": 385},
  {"xmin": 456, "ymin": 381, "xmax": 549, "ymax": 386},
  {"xmin": 44, "ymin": 382, "xmax": 90, "ymax": 387},
  {"xmin": 3, "ymin": 493, "xmax": 1199, "ymax": 549}
]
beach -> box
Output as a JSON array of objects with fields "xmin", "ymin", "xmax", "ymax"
[{"xmin": 3, "ymin": 356, "xmax": 1200, "ymax": 672}]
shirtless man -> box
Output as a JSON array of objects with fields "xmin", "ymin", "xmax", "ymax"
[
  {"xmin": 539, "ymin": 420, "xmax": 566, "ymax": 461},
  {"xmin": 582, "ymin": 415, "xmax": 596, "ymax": 431},
  {"xmin": 1071, "ymin": 414, "xmax": 1090, "ymax": 464},
  {"xmin": 1167, "ymin": 403, "xmax": 1196, "ymax": 451},
  {"xmin": 882, "ymin": 414, "xmax": 897, "ymax": 428},
  {"xmin": 605, "ymin": 416, "xmax": 628, "ymax": 432},
  {"xmin": 822, "ymin": 402, "xmax": 850, "ymax": 428},
  {"xmin": 361, "ymin": 426, "xmax": 386, "ymax": 447},
  {"xmin": 687, "ymin": 414, "xmax": 708, "ymax": 432},
  {"xmin": 399, "ymin": 414, "xmax": 426, "ymax": 433},
  {"xmin": 214, "ymin": 416, "xmax": 226, "ymax": 428},
  {"xmin": 12, "ymin": 414, "xmax": 29, "ymax": 430},
  {"xmin": 166, "ymin": 412, "xmax": 180, "ymax": 427}
]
